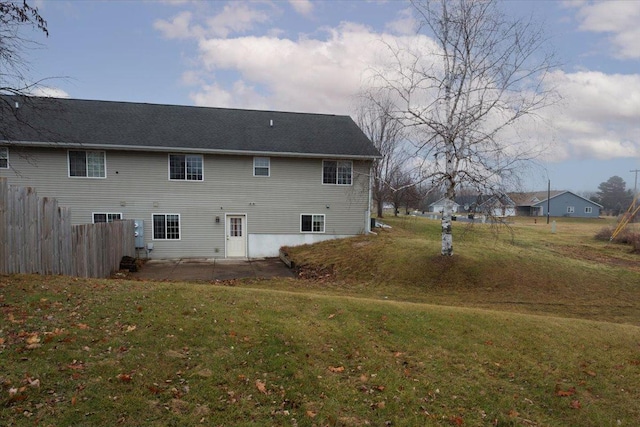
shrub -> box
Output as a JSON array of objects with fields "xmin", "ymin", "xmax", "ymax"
[{"xmin": 596, "ymin": 226, "xmax": 640, "ymax": 251}]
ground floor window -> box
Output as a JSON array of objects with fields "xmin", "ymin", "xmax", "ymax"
[
  {"xmin": 567, "ymin": 206, "xmax": 575, "ymax": 214},
  {"xmin": 93, "ymin": 213, "xmax": 122, "ymax": 223},
  {"xmin": 153, "ymin": 214, "xmax": 180, "ymax": 240},
  {"xmin": 301, "ymin": 214, "xmax": 325, "ymax": 233},
  {"xmin": 585, "ymin": 206, "xmax": 593, "ymax": 214}
]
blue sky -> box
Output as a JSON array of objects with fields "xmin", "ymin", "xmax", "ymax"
[{"xmin": 21, "ymin": 0, "xmax": 640, "ymax": 194}]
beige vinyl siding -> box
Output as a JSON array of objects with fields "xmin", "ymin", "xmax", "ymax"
[{"xmin": 1, "ymin": 147, "xmax": 371, "ymax": 258}]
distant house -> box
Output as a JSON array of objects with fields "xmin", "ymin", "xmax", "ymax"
[
  {"xmin": 511, "ymin": 191, "xmax": 602, "ymax": 218},
  {"xmin": 428, "ymin": 193, "xmax": 516, "ymax": 217},
  {"xmin": 454, "ymin": 193, "xmax": 515, "ymax": 217},
  {"xmin": 474, "ymin": 193, "xmax": 516, "ymax": 217},
  {"xmin": 1, "ymin": 96, "xmax": 380, "ymax": 259},
  {"xmin": 428, "ymin": 197, "xmax": 460, "ymax": 213}
]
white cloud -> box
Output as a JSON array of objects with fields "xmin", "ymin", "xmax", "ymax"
[
  {"xmin": 385, "ymin": 7, "xmax": 417, "ymax": 35},
  {"xmin": 540, "ymin": 70, "xmax": 640, "ymax": 161},
  {"xmin": 155, "ymin": 2, "xmax": 272, "ymax": 40},
  {"xmin": 205, "ymin": 2, "xmax": 271, "ymax": 38},
  {"xmin": 190, "ymin": 22, "xmax": 403, "ymax": 114},
  {"xmin": 288, "ymin": 0, "xmax": 313, "ymax": 17},
  {"xmin": 29, "ymin": 86, "xmax": 70, "ymax": 98},
  {"xmin": 569, "ymin": 0, "xmax": 640, "ymax": 59},
  {"xmin": 154, "ymin": 11, "xmax": 204, "ymax": 39}
]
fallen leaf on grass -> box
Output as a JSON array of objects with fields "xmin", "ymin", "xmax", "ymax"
[
  {"xmin": 67, "ymin": 361, "xmax": 85, "ymax": 370},
  {"xmin": 117, "ymin": 373, "xmax": 133, "ymax": 383},
  {"xmin": 76, "ymin": 323, "xmax": 90, "ymax": 330},
  {"xmin": 306, "ymin": 410, "xmax": 317, "ymax": 418},
  {"xmin": 373, "ymin": 401, "xmax": 385, "ymax": 409},
  {"xmin": 328, "ymin": 366, "xmax": 345, "ymax": 373},
  {"xmin": 25, "ymin": 333, "xmax": 41, "ymax": 349},
  {"xmin": 570, "ymin": 400, "xmax": 581, "ymax": 409},
  {"xmin": 255, "ymin": 379, "xmax": 267, "ymax": 394},
  {"xmin": 555, "ymin": 386, "xmax": 576, "ymax": 397},
  {"xmin": 148, "ymin": 385, "xmax": 163, "ymax": 395},
  {"xmin": 125, "ymin": 325, "xmax": 136, "ymax": 333},
  {"xmin": 448, "ymin": 415, "xmax": 464, "ymax": 425}
]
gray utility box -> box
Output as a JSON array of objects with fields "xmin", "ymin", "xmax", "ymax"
[{"xmin": 134, "ymin": 220, "xmax": 145, "ymax": 248}]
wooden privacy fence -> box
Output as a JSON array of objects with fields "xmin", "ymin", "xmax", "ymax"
[{"xmin": 0, "ymin": 178, "xmax": 135, "ymax": 278}]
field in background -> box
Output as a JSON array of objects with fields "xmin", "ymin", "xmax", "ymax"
[{"xmin": 1, "ymin": 215, "xmax": 639, "ymax": 426}]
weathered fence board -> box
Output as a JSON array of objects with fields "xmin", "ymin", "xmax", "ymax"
[{"xmin": 0, "ymin": 178, "xmax": 135, "ymax": 278}]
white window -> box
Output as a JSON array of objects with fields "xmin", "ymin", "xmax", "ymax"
[
  {"xmin": 322, "ymin": 160, "xmax": 352, "ymax": 185},
  {"xmin": 169, "ymin": 154, "xmax": 203, "ymax": 181},
  {"xmin": 153, "ymin": 214, "xmax": 180, "ymax": 240},
  {"xmin": 93, "ymin": 213, "xmax": 122, "ymax": 223},
  {"xmin": 585, "ymin": 206, "xmax": 593, "ymax": 214},
  {"xmin": 301, "ymin": 214, "xmax": 325, "ymax": 233},
  {"xmin": 567, "ymin": 206, "xmax": 575, "ymax": 214},
  {"xmin": 253, "ymin": 157, "xmax": 270, "ymax": 177},
  {"xmin": 0, "ymin": 147, "xmax": 8, "ymax": 168},
  {"xmin": 68, "ymin": 150, "xmax": 106, "ymax": 178}
]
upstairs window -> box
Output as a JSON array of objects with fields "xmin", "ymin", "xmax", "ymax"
[
  {"xmin": 322, "ymin": 160, "xmax": 352, "ymax": 185},
  {"xmin": 153, "ymin": 214, "xmax": 180, "ymax": 240},
  {"xmin": 169, "ymin": 154, "xmax": 203, "ymax": 181},
  {"xmin": 93, "ymin": 213, "xmax": 122, "ymax": 223},
  {"xmin": 0, "ymin": 147, "xmax": 7, "ymax": 168},
  {"xmin": 69, "ymin": 150, "xmax": 106, "ymax": 178},
  {"xmin": 301, "ymin": 214, "xmax": 325, "ymax": 233},
  {"xmin": 253, "ymin": 157, "xmax": 270, "ymax": 177}
]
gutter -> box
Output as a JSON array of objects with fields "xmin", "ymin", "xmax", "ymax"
[{"xmin": 1, "ymin": 140, "xmax": 382, "ymax": 161}]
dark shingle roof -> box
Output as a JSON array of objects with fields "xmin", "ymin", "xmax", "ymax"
[{"xmin": 1, "ymin": 96, "xmax": 379, "ymax": 159}]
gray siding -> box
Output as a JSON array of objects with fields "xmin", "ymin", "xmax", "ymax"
[
  {"xmin": 535, "ymin": 192, "xmax": 601, "ymax": 218},
  {"xmin": 1, "ymin": 146, "xmax": 371, "ymax": 258}
]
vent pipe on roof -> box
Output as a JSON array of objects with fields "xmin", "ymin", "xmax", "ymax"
[
  {"xmin": 270, "ymin": 119, "xmax": 273, "ymax": 127},
  {"xmin": 15, "ymin": 101, "xmax": 19, "ymax": 109}
]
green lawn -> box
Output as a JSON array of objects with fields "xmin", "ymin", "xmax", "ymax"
[{"xmin": 1, "ymin": 216, "xmax": 639, "ymax": 426}]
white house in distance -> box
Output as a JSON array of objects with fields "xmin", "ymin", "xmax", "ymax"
[{"xmin": 0, "ymin": 96, "xmax": 380, "ymax": 259}]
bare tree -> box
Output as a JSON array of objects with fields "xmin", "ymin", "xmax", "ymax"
[
  {"xmin": 1, "ymin": 1, "xmax": 58, "ymax": 169},
  {"xmin": 1, "ymin": 0, "xmax": 48, "ymax": 96},
  {"xmin": 372, "ymin": 0, "xmax": 557, "ymax": 255},
  {"xmin": 354, "ymin": 95, "xmax": 405, "ymax": 218}
]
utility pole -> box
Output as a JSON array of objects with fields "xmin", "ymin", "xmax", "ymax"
[
  {"xmin": 547, "ymin": 179, "xmax": 550, "ymax": 224},
  {"xmin": 631, "ymin": 169, "xmax": 640, "ymax": 216}
]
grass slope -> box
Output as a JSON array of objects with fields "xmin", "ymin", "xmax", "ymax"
[
  {"xmin": 1, "ymin": 216, "xmax": 639, "ymax": 426},
  {"xmin": 283, "ymin": 217, "xmax": 640, "ymax": 325}
]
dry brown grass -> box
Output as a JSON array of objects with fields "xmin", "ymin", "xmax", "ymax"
[{"xmin": 280, "ymin": 216, "xmax": 640, "ymax": 325}]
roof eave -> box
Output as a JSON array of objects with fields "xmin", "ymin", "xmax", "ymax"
[{"xmin": 2, "ymin": 140, "xmax": 381, "ymax": 160}]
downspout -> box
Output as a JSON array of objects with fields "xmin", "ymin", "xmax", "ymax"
[{"xmin": 367, "ymin": 161, "xmax": 374, "ymax": 234}]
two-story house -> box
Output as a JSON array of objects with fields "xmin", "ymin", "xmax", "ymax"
[{"xmin": 1, "ymin": 96, "xmax": 379, "ymax": 259}]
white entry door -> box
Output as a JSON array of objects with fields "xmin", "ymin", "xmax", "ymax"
[{"xmin": 226, "ymin": 215, "xmax": 246, "ymax": 257}]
